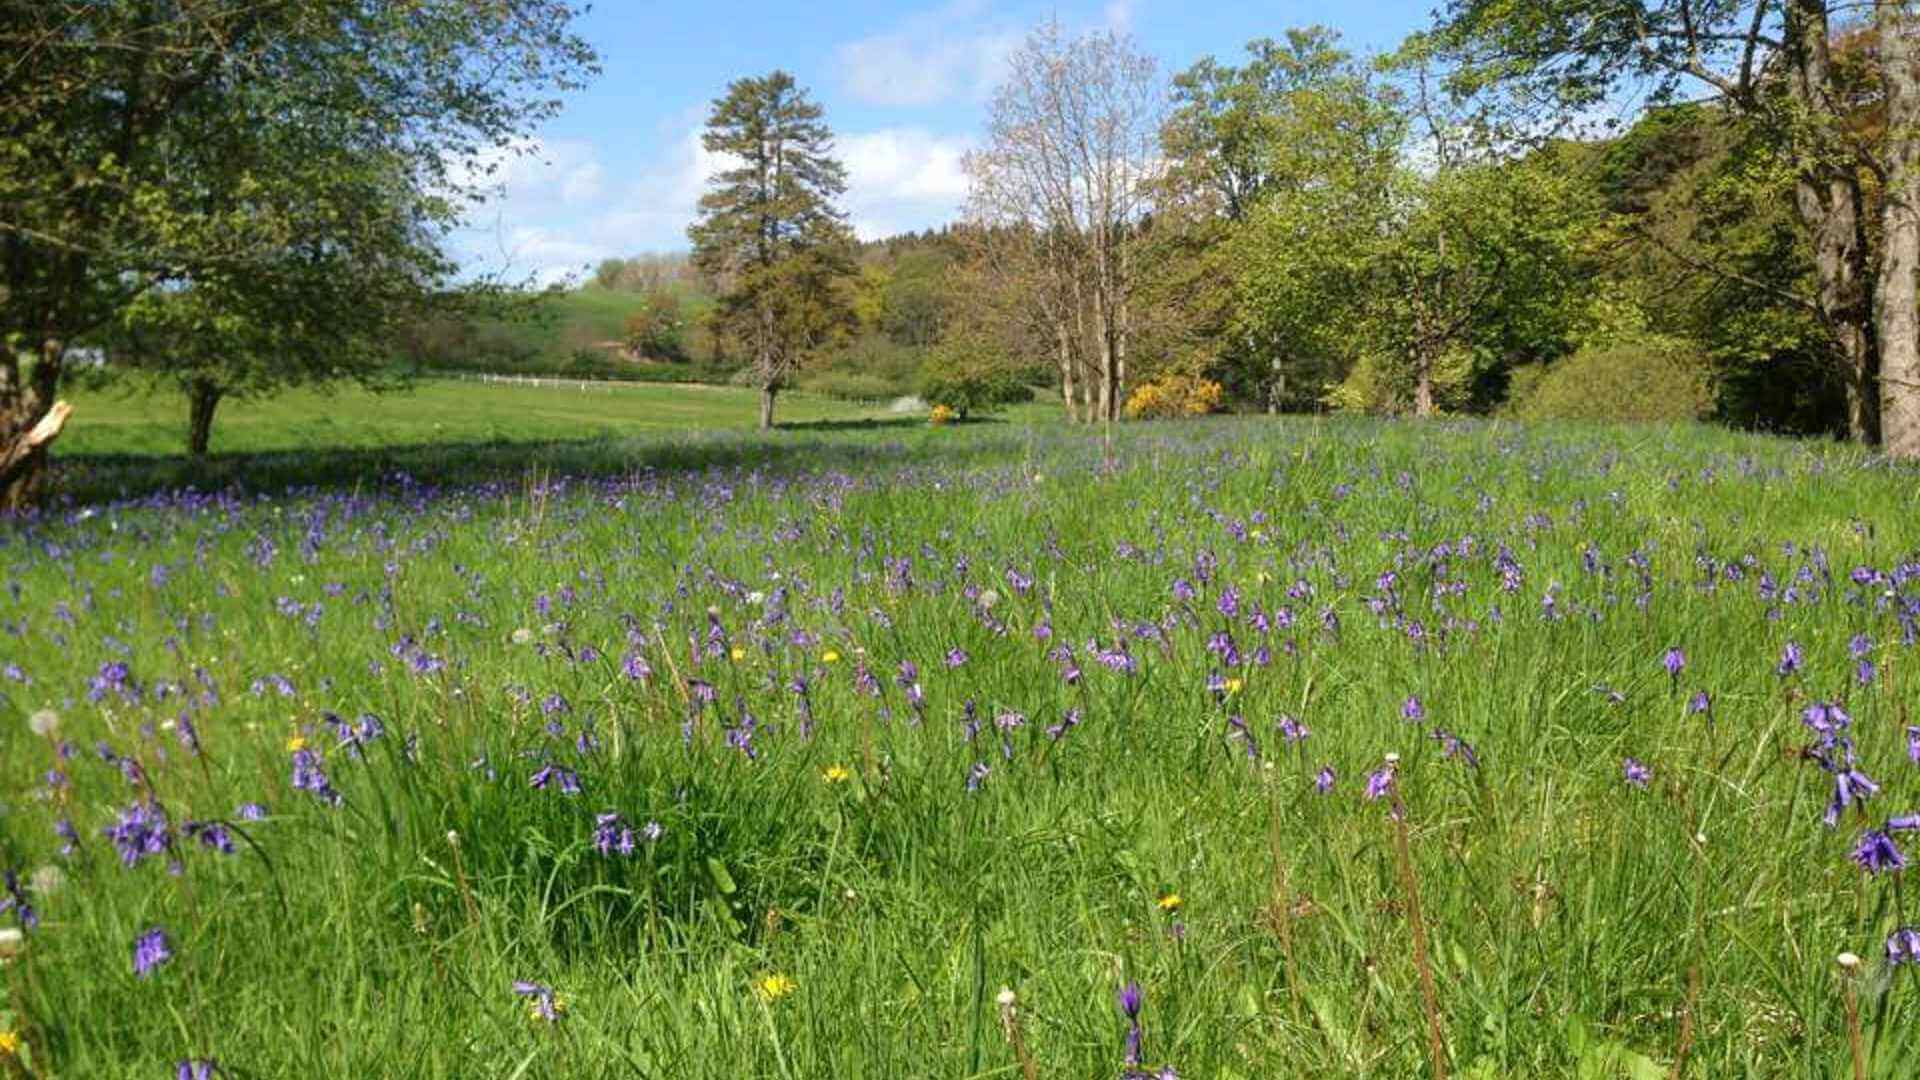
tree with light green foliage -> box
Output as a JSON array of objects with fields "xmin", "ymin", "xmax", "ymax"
[
  {"xmin": 688, "ymin": 71, "xmax": 857, "ymax": 430},
  {"xmin": 0, "ymin": 0, "xmax": 596, "ymax": 505}
]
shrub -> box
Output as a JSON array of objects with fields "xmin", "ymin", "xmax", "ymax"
[
  {"xmin": 1508, "ymin": 339, "xmax": 1711, "ymax": 423},
  {"xmin": 918, "ymin": 339, "xmax": 1030, "ymax": 419},
  {"xmin": 1123, "ymin": 374, "xmax": 1224, "ymax": 419},
  {"xmin": 928, "ymin": 403, "xmax": 957, "ymax": 426}
]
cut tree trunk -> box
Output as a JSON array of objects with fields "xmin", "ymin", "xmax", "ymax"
[
  {"xmin": 1413, "ymin": 350, "xmax": 1437, "ymax": 418},
  {"xmin": 186, "ymin": 378, "xmax": 222, "ymax": 457},
  {"xmin": 1875, "ymin": 0, "xmax": 1920, "ymax": 459},
  {"xmin": 0, "ymin": 400, "xmax": 73, "ymax": 513}
]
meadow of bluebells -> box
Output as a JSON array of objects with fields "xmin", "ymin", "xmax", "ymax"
[{"xmin": 3, "ymin": 416, "xmax": 1920, "ymax": 1076}]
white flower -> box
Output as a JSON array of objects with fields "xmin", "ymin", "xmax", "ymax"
[
  {"xmin": 1838, "ymin": 952, "xmax": 1862, "ymax": 970},
  {"xmin": 978, "ymin": 590, "xmax": 1001, "ymax": 610},
  {"xmin": 510, "ymin": 628, "xmax": 534, "ymax": 645},
  {"xmin": 0, "ymin": 927, "xmax": 23, "ymax": 959},
  {"xmin": 745, "ymin": 591, "xmax": 766, "ymax": 606},
  {"xmin": 27, "ymin": 708, "xmax": 59, "ymax": 737}
]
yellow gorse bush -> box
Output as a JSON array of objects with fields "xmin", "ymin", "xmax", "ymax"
[
  {"xmin": 1123, "ymin": 375, "xmax": 1223, "ymax": 420},
  {"xmin": 929, "ymin": 403, "xmax": 958, "ymax": 426}
]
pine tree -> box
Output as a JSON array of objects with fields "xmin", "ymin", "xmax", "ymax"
[{"xmin": 688, "ymin": 71, "xmax": 855, "ymax": 429}]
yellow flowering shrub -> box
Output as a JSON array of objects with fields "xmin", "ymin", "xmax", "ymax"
[
  {"xmin": 1123, "ymin": 375, "xmax": 1223, "ymax": 420},
  {"xmin": 928, "ymin": 403, "xmax": 958, "ymax": 426}
]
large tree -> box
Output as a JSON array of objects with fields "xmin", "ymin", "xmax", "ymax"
[
  {"xmin": 687, "ymin": 71, "xmax": 856, "ymax": 430},
  {"xmin": 1428, "ymin": 0, "xmax": 1920, "ymax": 456},
  {"xmin": 964, "ymin": 21, "xmax": 1164, "ymax": 425},
  {"xmin": 0, "ymin": 1, "xmax": 596, "ymax": 507}
]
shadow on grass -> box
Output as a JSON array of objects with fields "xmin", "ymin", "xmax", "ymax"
[{"xmin": 40, "ymin": 421, "xmax": 1047, "ymax": 509}]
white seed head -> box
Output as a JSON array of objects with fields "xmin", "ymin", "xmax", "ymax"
[
  {"xmin": 510, "ymin": 628, "xmax": 534, "ymax": 645},
  {"xmin": 1383, "ymin": 752, "xmax": 1401, "ymax": 766},
  {"xmin": 0, "ymin": 927, "xmax": 23, "ymax": 959},
  {"xmin": 978, "ymin": 590, "xmax": 1001, "ymax": 610},
  {"xmin": 1837, "ymin": 952, "xmax": 1862, "ymax": 970},
  {"xmin": 995, "ymin": 987, "xmax": 1018, "ymax": 1008},
  {"xmin": 29, "ymin": 865, "xmax": 64, "ymax": 896},
  {"xmin": 745, "ymin": 591, "xmax": 766, "ymax": 606},
  {"xmin": 27, "ymin": 708, "xmax": 60, "ymax": 737},
  {"xmin": 446, "ymin": 830, "xmax": 462, "ymax": 848}
]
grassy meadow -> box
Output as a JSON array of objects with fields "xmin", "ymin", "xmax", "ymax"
[{"xmin": 4, "ymin": 408, "xmax": 1920, "ymax": 1077}]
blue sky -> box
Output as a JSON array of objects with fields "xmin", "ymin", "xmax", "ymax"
[{"xmin": 452, "ymin": 0, "xmax": 1436, "ymax": 284}]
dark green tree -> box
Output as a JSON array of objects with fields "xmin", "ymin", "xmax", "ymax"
[{"xmin": 688, "ymin": 72, "xmax": 856, "ymax": 429}]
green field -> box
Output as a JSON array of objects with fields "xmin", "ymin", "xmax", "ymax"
[
  {"xmin": 5, "ymin": 411, "xmax": 1920, "ymax": 1078},
  {"xmin": 59, "ymin": 377, "xmax": 902, "ymax": 457}
]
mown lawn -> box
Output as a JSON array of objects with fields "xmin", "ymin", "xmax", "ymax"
[{"xmin": 56, "ymin": 378, "xmax": 906, "ymax": 457}]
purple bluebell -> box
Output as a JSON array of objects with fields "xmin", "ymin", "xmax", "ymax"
[
  {"xmin": 1275, "ymin": 715, "xmax": 1310, "ymax": 745},
  {"xmin": 945, "ymin": 647, "xmax": 969, "ymax": 669},
  {"xmin": 236, "ymin": 803, "xmax": 268, "ymax": 822},
  {"xmin": 1887, "ymin": 927, "xmax": 1920, "ymax": 966},
  {"xmin": 1662, "ymin": 647, "xmax": 1685, "ymax": 679},
  {"xmin": 290, "ymin": 749, "xmax": 342, "ymax": 806},
  {"xmin": 1852, "ymin": 829, "xmax": 1906, "ymax": 874},
  {"xmin": 103, "ymin": 802, "xmax": 173, "ymax": 867},
  {"xmin": 1045, "ymin": 707, "xmax": 1083, "ymax": 742},
  {"xmin": 1, "ymin": 869, "xmax": 36, "ymax": 930},
  {"xmin": 1777, "ymin": 640, "xmax": 1803, "ymax": 677},
  {"xmin": 185, "ymin": 821, "xmax": 236, "ymax": 855},
  {"xmin": 512, "ymin": 980, "xmax": 564, "ymax": 1022},
  {"xmin": 1431, "ymin": 730, "xmax": 1479, "ymax": 769},
  {"xmin": 1623, "ymin": 758, "xmax": 1652, "ymax": 789},
  {"xmin": 175, "ymin": 1061, "xmax": 221, "ymax": 1080},
  {"xmin": 132, "ymin": 926, "xmax": 173, "ymax": 977},
  {"xmin": 1364, "ymin": 764, "xmax": 1396, "ymax": 801},
  {"xmin": 1909, "ymin": 726, "xmax": 1920, "ymax": 765},
  {"xmin": 529, "ymin": 764, "xmax": 582, "ymax": 794},
  {"xmin": 1689, "ymin": 691, "xmax": 1712, "ymax": 716},
  {"xmin": 1401, "ymin": 696, "xmax": 1425, "ymax": 723}
]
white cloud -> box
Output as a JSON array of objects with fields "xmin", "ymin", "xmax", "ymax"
[
  {"xmin": 1102, "ymin": 0, "xmax": 1137, "ymax": 32},
  {"xmin": 836, "ymin": 0, "xmax": 1020, "ymax": 107},
  {"xmin": 455, "ymin": 124, "xmax": 973, "ymax": 282},
  {"xmin": 839, "ymin": 129, "xmax": 972, "ymax": 238}
]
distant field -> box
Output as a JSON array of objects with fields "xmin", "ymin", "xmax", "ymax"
[{"xmin": 56, "ymin": 377, "xmax": 906, "ymax": 457}]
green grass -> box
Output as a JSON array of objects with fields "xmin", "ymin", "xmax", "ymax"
[
  {"xmin": 4, "ymin": 413, "xmax": 1920, "ymax": 1078},
  {"xmin": 58, "ymin": 378, "xmax": 901, "ymax": 457}
]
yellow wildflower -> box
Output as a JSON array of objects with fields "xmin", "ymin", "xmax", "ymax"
[
  {"xmin": 1157, "ymin": 893, "xmax": 1184, "ymax": 912},
  {"xmin": 1224, "ymin": 677, "xmax": 1244, "ymax": 695},
  {"xmin": 822, "ymin": 764, "xmax": 852, "ymax": 784},
  {"xmin": 286, "ymin": 734, "xmax": 309, "ymax": 753},
  {"xmin": 821, "ymin": 649, "xmax": 841, "ymax": 664},
  {"xmin": 730, "ymin": 646, "xmax": 747, "ymax": 662},
  {"xmin": 0, "ymin": 1031, "xmax": 20, "ymax": 1056},
  {"xmin": 754, "ymin": 973, "xmax": 798, "ymax": 1001}
]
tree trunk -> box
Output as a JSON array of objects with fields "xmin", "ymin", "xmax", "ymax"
[
  {"xmin": 0, "ymin": 338, "xmax": 70, "ymax": 513},
  {"xmin": 1786, "ymin": 0, "xmax": 1881, "ymax": 444},
  {"xmin": 1876, "ymin": 0, "xmax": 1920, "ymax": 459},
  {"xmin": 0, "ymin": 401, "xmax": 72, "ymax": 514},
  {"xmin": 1413, "ymin": 351, "xmax": 1437, "ymax": 418},
  {"xmin": 759, "ymin": 384, "xmax": 777, "ymax": 430},
  {"xmin": 1056, "ymin": 322, "xmax": 1077, "ymax": 419},
  {"xmin": 186, "ymin": 378, "xmax": 223, "ymax": 457}
]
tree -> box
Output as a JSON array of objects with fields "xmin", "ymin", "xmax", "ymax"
[
  {"xmin": 688, "ymin": 71, "xmax": 856, "ymax": 429},
  {"xmin": 1428, "ymin": 0, "xmax": 1920, "ymax": 455},
  {"xmin": 964, "ymin": 22, "xmax": 1164, "ymax": 425},
  {"xmin": 1163, "ymin": 30, "xmax": 1407, "ymax": 411},
  {"xmin": 0, "ymin": 1, "xmax": 596, "ymax": 506},
  {"xmin": 623, "ymin": 289, "xmax": 688, "ymax": 361}
]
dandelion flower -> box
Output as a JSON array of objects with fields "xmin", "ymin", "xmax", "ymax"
[
  {"xmin": 285, "ymin": 734, "xmax": 309, "ymax": 753},
  {"xmin": 0, "ymin": 1030, "xmax": 20, "ymax": 1056},
  {"xmin": 822, "ymin": 764, "xmax": 852, "ymax": 783},
  {"xmin": 730, "ymin": 646, "xmax": 746, "ymax": 662},
  {"xmin": 1156, "ymin": 893, "xmax": 1183, "ymax": 912},
  {"xmin": 821, "ymin": 650, "xmax": 841, "ymax": 664},
  {"xmin": 754, "ymin": 973, "xmax": 798, "ymax": 1001},
  {"xmin": 1223, "ymin": 677, "xmax": 1243, "ymax": 695}
]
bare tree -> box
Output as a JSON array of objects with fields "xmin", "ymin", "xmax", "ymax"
[{"xmin": 963, "ymin": 21, "xmax": 1163, "ymax": 425}]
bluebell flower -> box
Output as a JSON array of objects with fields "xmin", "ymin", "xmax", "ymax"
[{"xmin": 132, "ymin": 927, "xmax": 173, "ymax": 977}]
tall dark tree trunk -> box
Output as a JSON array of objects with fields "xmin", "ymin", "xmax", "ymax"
[
  {"xmin": 759, "ymin": 384, "xmax": 777, "ymax": 430},
  {"xmin": 1876, "ymin": 0, "xmax": 1920, "ymax": 459},
  {"xmin": 1786, "ymin": 0, "xmax": 1881, "ymax": 444},
  {"xmin": 186, "ymin": 377, "xmax": 223, "ymax": 457}
]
